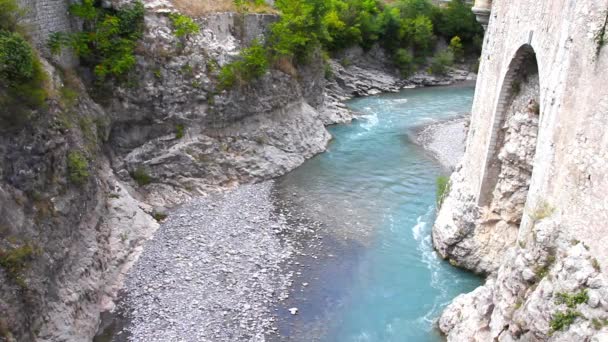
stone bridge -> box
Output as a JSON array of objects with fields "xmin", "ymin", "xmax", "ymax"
[
  {"xmin": 433, "ymin": 1, "xmax": 608, "ymax": 340},
  {"xmin": 435, "ymin": 0, "xmax": 608, "ymax": 271}
]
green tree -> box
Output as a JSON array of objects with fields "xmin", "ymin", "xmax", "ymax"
[
  {"xmin": 435, "ymin": 0, "xmax": 483, "ymax": 45},
  {"xmin": 449, "ymin": 35, "xmax": 464, "ymax": 60}
]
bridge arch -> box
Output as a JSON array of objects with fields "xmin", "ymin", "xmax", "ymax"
[{"xmin": 478, "ymin": 44, "xmax": 541, "ymax": 211}]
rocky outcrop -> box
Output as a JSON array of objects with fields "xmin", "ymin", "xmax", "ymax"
[
  {"xmin": 0, "ymin": 61, "xmax": 159, "ymax": 341},
  {"xmin": 105, "ymin": 7, "xmax": 332, "ymax": 207},
  {"xmin": 439, "ymin": 217, "xmax": 608, "ymax": 342}
]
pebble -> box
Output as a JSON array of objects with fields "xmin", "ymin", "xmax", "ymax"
[{"xmin": 119, "ymin": 182, "xmax": 295, "ymax": 341}]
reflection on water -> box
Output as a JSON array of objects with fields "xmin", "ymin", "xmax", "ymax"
[{"xmin": 273, "ymin": 84, "xmax": 482, "ymax": 342}]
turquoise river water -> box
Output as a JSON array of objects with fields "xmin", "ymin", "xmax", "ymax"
[{"xmin": 273, "ymin": 84, "xmax": 482, "ymax": 341}]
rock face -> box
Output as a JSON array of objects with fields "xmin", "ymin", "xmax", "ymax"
[
  {"xmin": 0, "ymin": 2, "xmax": 331, "ymax": 341},
  {"xmin": 432, "ymin": 0, "xmax": 608, "ymax": 340},
  {"xmin": 108, "ymin": 8, "xmax": 331, "ymax": 207},
  {"xmin": 0, "ymin": 64, "xmax": 159, "ymax": 341}
]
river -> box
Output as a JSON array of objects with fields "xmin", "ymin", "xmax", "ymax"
[{"xmin": 272, "ymin": 84, "xmax": 482, "ymax": 341}]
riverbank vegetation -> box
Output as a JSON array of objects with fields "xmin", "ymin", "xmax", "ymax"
[{"xmin": 221, "ymin": 0, "xmax": 483, "ymax": 88}]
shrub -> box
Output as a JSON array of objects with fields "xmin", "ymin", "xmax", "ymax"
[
  {"xmin": 0, "ymin": 0, "xmax": 24, "ymax": 32},
  {"xmin": 175, "ymin": 124, "xmax": 185, "ymax": 139},
  {"xmin": 131, "ymin": 167, "xmax": 152, "ymax": 186},
  {"xmin": 449, "ymin": 35, "xmax": 464, "ymax": 60},
  {"xmin": 0, "ymin": 244, "xmax": 38, "ymax": 287},
  {"xmin": 234, "ymin": 0, "xmax": 266, "ymax": 12},
  {"xmin": 49, "ymin": 0, "xmax": 144, "ymax": 81},
  {"xmin": 436, "ymin": 176, "xmax": 449, "ymax": 206},
  {"xmin": 67, "ymin": 151, "xmax": 90, "ymax": 185},
  {"xmin": 153, "ymin": 212, "xmax": 168, "ymax": 221},
  {"xmin": 0, "ymin": 8, "xmax": 48, "ymax": 126},
  {"xmin": 218, "ymin": 39, "xmax": 269, "ymax": 89},
  {"xmin": 434, "ymin": 0, "xmax": 483, "ymax": 47},
  {"xmin": 550, "ymin": 310, "xmax": 581, "ymax": 332},
  {"xmin": 394, "ymin": 48, "xmax": 415, "ymax": 77},
  {"xmin": 169, "ymin": 13, "xmax": 200, "ymax": 38},
  {"xmin": 0, "ymin": 30, "xmax": 35, "ymax": 83},
  {"xmin": 429, "ymin": 50, "xmax": 454, "ymax": 75},
  {"xmin": 555, "ymin": 290, "xmax": 589, "ymax": 309}
]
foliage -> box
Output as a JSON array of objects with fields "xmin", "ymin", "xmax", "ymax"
[
  {"xmin": 555, "ymin": 290, "xmax": 589, "ymax": 309},
  {"xmin": 394, "ymin": 48, "xmax": 415, "ymax": 77},
  {"xmin": 449, "ymin": 35, "xmax": 464, "ymax": 60},
  {"xmin": 131, "ymin": 167, "xmax": 152, "ymax": 186},
  {"xmin": 221, "ymin": 0, "xmax": 483, "ymax": 87},
  {"xmin": 428, "ymin": 50, "xmax": 454, "ymax": 75},
  {"xmin": 0, "ymin": 30, "xmax": 34, "ymax": 82},
  {"xmin": 153, "ymin": 212, "xmax": 168, "ymax": 221},
  {"xmin": 528, "ymin": 201, "xmax": 555, "ymax": 222},
  {"xmin": 0, "ymin": 244, "xmax": 38, "ymax": 287},
  {"xmin": 218, "ymin": 39, "xmax": 269, "ymax": 89},
  {"xmin": 269, "ymin": 0, "xmax": 330, "ymax": 62},
  {"xmin": 67, "ymin": 151, "xmax": 90, "ymax": 185},
  {"xmin": 233, "ymin": 0, "xmax": 266, "ymax": 12},
  {"xmin": 169, "ymin": 13, "xmax": 200, "ymax": 38},
  {"xmin": 49, "ymin": 0, "xmax": 145, "ymax": 80},
  {"xmin": 175, "ymin": 124, "xmax": 185, "ymax": 139},
  {"xmin": 0, "ymin": 0, "xmax": 48, "ymax": 126},
  {"xmin": 0, "ymin": 0, "xmax": 25, "ymax": 32},
  {"xmin": 434, "ymin": 0, "xmax": 483, "ymax": 52},
  {"xmin": 436, "ymin": 176, "xmax": 450, "ymax": 206},
  {"xmin": 550, "ymin": 310, "xmax": 581, "ymax": 332}
]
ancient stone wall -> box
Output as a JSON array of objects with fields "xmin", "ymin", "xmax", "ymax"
[
  {"xmin": 18, "ymin": 0, "xmax": 77, "ymax": 66},
  {"xmin": 434, "ymin": 0, "xmax": 608, "ymax": 340}
]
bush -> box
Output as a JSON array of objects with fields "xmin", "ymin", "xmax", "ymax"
[
  {"xmin": 394, "ymin": 48, "xmax": 415, "ymax": 77},
  {"xmin": 434, "ymin": 0, "xmax": 483, "ymax": 47},
  {"xmin": 0, "ymin": 30, "xmax": 34, "ymax": 83},
  {"xmin": 175, "ymin": 124, "xmax": 185, "ymax": 139},
  {"xmin": 131, "ymin": 167, "xmax": 152, "ymax": 186},
  {"xmin": 67, "ymin": 151, "xmax": 90, "ymax": 185},
  {"xmin": 218, "ymin": 40, "xmax": 269, "ymax": 89},
  {"xmin": 0, "ymin": 0, "xmax": 24, "ymax": 32},
  {"xmin": 169, "ymin": 13, "xmax": 200, "ymax": 38},
  {"xmin": 449, "ymin": 35, "xmax": 464, "ymax": 60},
  {"xmin": 429, "ymin": 50, "xmax": 454, "ymax": 75},
  {"xmin": 0, "ymin": 244, "xmax": 38, "ymax": 287},
  {"xmin": 49, "ymin": 0, "xmax": 144, "ymax": 81},
  {"xmin": 436, "ymin": 176, "xmax": 449, "ymax": 206},
  {"xmin": 550, "ymin": 310, "xmax": 581, "ymax": 332},
  {"xmin": 555, "ymin": 290, "xmax": 589, "ymax": 309}
]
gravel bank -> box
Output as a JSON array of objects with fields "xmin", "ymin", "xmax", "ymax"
[
  {"xmin": 412, "ymin": 116, "xmax": 469, "ymax": 170},
  {"xmin": 117, "ymin": 182, "xmax": 295, "ymax": 341}
]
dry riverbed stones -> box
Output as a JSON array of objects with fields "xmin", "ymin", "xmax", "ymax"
[{"xmin": 119, "ymin": 182, "xmax": 295, "ymax": 341}]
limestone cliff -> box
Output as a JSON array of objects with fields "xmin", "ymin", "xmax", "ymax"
[
  {"xmin": 0, "ymin": 1, "xmax": 332, "ymax": 340},
  {"xmin": 433, "ymin": 0, "xmax": 608, "ymax": 340}
]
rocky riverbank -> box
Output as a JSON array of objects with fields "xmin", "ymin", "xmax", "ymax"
[
  {"xmin": 106, "ymin": 183, "xmax": 293, "ymax": 341},
  {"xmin": 412, "ymin": 115, "xmax": 470, "ymax": 171}
]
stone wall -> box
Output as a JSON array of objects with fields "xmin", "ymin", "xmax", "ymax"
[
  {"xmin": 434, "ymin": 0, "xmax": 608, "ymax": 340},
  {"xmin": 18, "ymin": 0, "xmax": 77, "ymax": 66}
]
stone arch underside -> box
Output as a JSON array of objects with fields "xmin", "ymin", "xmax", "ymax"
[{"xmin": 473, "ymin": 45, "xmax": 541, "ymax": 271}]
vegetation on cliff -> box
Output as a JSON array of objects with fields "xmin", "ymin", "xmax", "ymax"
[
  {"xmin": 221, "ymin": 0, "xmax": 483, "ymax": 88},
  {"xmin": 0, "ymin": 0, "xmax": 47, "ymax": 126},
  {"xmin": 49, "ymin": 0, "xmax": 145, "ymax": 81}
]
